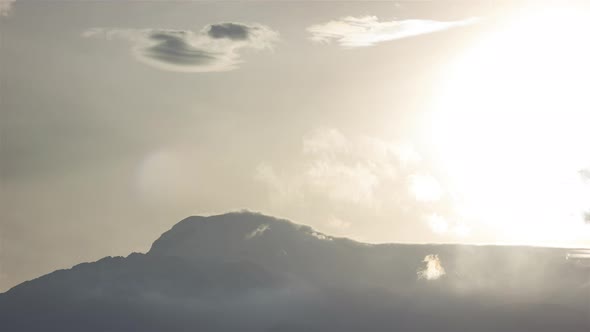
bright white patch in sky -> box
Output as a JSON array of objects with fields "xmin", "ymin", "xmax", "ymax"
[
  {"xmin": 426, "ymin": 214, "xmax": 472, "ymax": 237},
  {"xmin": 417, "ymin": 254, "xmax": 446, "ymax": 280},
  {"xmin": 427, "ymin": 7, "xmax": 590, "ymax": 245},
  {"xmin": 453, "ymin": 222, "xmax": 471, "ymax": 238},
  {"xmin": 393, "ymin": 143, "xmax": 422, "ymax": 167},
  {"xmin": 427, "ymin": 214, "xmax": 449, "ymax": 234},
  {"xmin": 308, "ymin": 16, "xmax": 478, "ymax": 47},
  {"xmin": 410, "ymin": 174, "xmax": 443, "ymax": 202},
  {"xmin": 327, "ymin": 216, "xmax": 352, "ymax": 230}
]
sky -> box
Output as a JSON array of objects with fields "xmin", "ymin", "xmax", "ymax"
[{"xmin": 1, "ymin": 0, "xmax": 590, "ymax": 292}]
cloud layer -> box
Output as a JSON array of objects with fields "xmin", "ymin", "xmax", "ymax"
[
  {"xmin": 83, "ymin": 22, "xmax": 279, "ymax": 72},
  {"xmin": 308, "ymin": 16, "xmax": 478, "ymax": 47}
]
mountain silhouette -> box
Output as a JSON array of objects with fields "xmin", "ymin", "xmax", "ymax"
[{"xmin": 1, "ymin": 211, "xmax": 589, "ymax": 331}]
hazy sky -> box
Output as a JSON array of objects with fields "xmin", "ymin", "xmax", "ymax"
[{"xmin": 2, "ymin": 0, "xmax": 590, "ymax": 292}]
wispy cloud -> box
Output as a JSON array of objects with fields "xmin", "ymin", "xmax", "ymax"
[
  {"xmin": 256, "ymin": 128, "xmax": 408, "ymax": 209},
  {"xmin": 327, "ymin": 216, "xmax": 352, "ymax": 230},
  {"xmin": 417, "ymin": 254, "xmax": 446, "ymax": 281},
  {"xmin": 0, "ymin": 0, "xmax": 15, "ymax": 17},
  {"xmin": 566, "ymin": 249, "xmax": 590, "ymax": 260},
  {"xmin": 425, "ymin": 214, "xmax": 471, "ymax": 237},
  {"xmin": 83, "ymin": 22, "xmax": 279, "ymax": 72},
  {"xmin": 256, "ymin": 128, "xmax": 462, "ymax": 239},
  {"xmin": 427, "ymin": 214, "xmax": 449, "ymax": 234},
  {"xmin": 245, "ymin": 224, "xmax": 270, "ymax": 240},
  {"xmin": 308, "ymin": 16, "xmax": 478, "ymax": 47},
  {"xmin": 310, "ymin": 231, "xmax": 333, "ymax": 241}
]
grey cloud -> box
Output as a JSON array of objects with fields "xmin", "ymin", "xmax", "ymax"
[
  {"xmin": 207, "ymin": 23, "xmax": 251, "ymax": 40},
  {"xmin": 143, "ymin": 30, "xmax": 220, "ymax": 66},
  {"xmin": 83, "ymin": 23, "xmax": 278, "ymax": 72}
]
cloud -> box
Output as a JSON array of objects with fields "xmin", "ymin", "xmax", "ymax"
[
  {"xmin": 302, "ymin": 128, "xmax": 348, "ymax": 156},
  {"xmin": 207, "ymin": 22, "xmax": 252, "ymax": 40},
  {"xmin": 83, "ymin": 22, "xmax": 279, "ymax": 72},
  {"xmin": 566, "ymin": 249, "xmax": 590, "ymax": 260},
  {"xmin": 308, "ymin": 16, "xmax": 478, "ymax": 47},
  {"xmin": 255, "ymin": 128, "xmax": 451, "ymax": 212},
  {"xmin": 425, "ymin": 213, "xmax": 471, "ymax": 238},
  {"xmin": 257, "ymin": 128, "xmax": 407, "ymax": 209},
  {"xmin": 580, "ymin": 168, "xmax": 590, "ymax": 181},
  {"xmin": 0, "ymin": 0, "xmax": 15, "ymax": 17},
  {"xmin": 409, "ymin": 174, "xmax": 443, "ymax": 202},
  {"xmin": 256, "ymin": 128, "xmax": 466, "ymax": 240},
  {"xmin": 245, "ymin": 224, "xmax": 270, "ymax": 240},
  {"xmin": 427, "ymin": 214, "xmax": 449, "ymax": 234},
  {"xmin": 310, "ymin": 231, "xmax": 332, "ymax": 241},
  {"xmin": 425, "ymin": 213, "xmax": 472, "ymax": 237},
  {"xmin": 417, "ymin": 254, "xmax": 446, "ymax": 280},
  {"xmin": 327, "ymin": 216, "xmax": 352, "ymax": 230}
]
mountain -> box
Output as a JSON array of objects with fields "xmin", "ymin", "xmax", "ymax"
[{"xmin": 1, "ymin": 211, "xmax": 589, "ymax": 331}]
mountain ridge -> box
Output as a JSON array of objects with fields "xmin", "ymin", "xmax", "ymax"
[{"xmin": 1, "ymin": 211, "xmax": 588, "ymax": 331}]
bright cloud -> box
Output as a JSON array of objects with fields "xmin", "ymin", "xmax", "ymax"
[
  {"xmin": 308, "ymin": 16, "xmax": 478, "ymax": 47},
  {"xmin": 257, "ymin": 128, "xmax": 410, "ymax": 209},
  {"xmin": 256, "ymin": 128, "xmax": 460, "ymax": 238},
  {"xmin": 427, "ymin": 214, "xmax": 449, "ymax": 234},
  {"xmin": 410, "ymin": 174, "xmax": 443, "ymax": 202},
  {"xmin": 417, "ymin": 254, "xmax": 446, "ymax": 280},
  {"xmin": 310, "ymin": 231, "xmax": 332, "ymax": 241},
  {"xmin": 83, "ymin": 22, "xmax": 278, "ymax": 72},
  {"xmin": 426, "ymin": 214, "xmax": 472, "ymax": 237},
  {"xmin": 245, "ymin": 224, "xmax": 270, "ymax": 240},
  {"xmin": 327, "ymin": 216, "xmax": 352, "ymax": 230}
]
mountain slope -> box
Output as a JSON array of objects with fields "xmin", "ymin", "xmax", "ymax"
[{"xmin": 1, "ymin": 211, "xmax": 588, "ymax": 331}]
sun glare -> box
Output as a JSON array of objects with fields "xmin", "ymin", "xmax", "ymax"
[{"xmin": 427, "ymin": 6, "xmax": 590, "ymax": 246}]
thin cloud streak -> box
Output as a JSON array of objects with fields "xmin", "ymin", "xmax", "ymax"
[
  {"xmin": 308, "ymin": 16, "xmax": 479, "ymax": 47},
  {"xmin": 245, "ymin": 224, "xmax": 270, "ymax": 240}
]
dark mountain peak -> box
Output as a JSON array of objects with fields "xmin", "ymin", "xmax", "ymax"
[{"xmin": 148, "ymin": 211, "xmax": 341, "ymax": 260}]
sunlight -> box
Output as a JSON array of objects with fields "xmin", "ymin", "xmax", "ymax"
[
  {"xmin": 427, "ymin": 6, "xmax": 590, "ymax": 245},
  {"xmin": 410, "ymin": 174, "xmax": 443, "ymax": 202}
]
